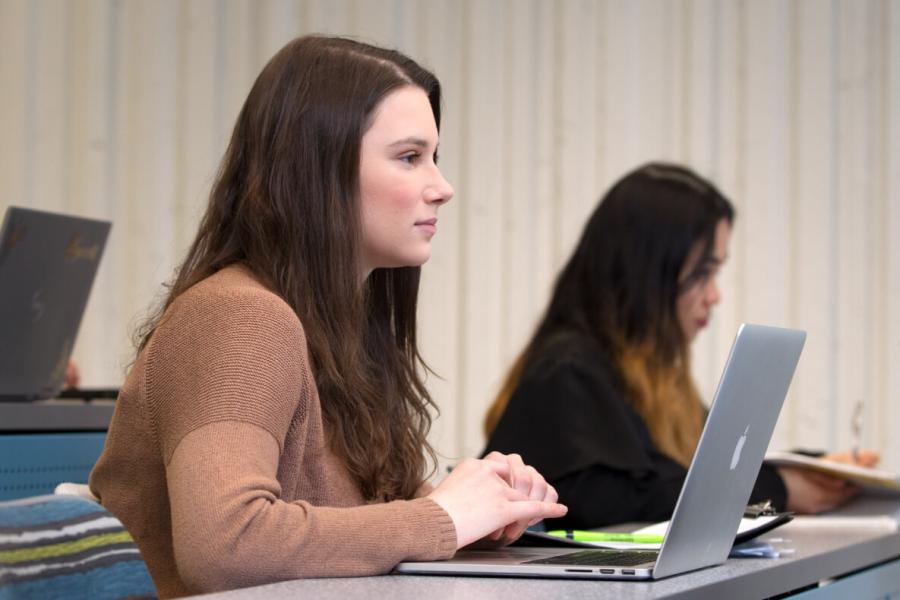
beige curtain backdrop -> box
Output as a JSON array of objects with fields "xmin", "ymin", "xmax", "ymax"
[{"xmin": 2, "ymin": 0, "xmax": 898, "ymax": 472}]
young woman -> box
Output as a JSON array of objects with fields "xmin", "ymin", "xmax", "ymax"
[
  {"xmin": 482, "ymin": 163, "xmax": 873, "ymax": 530},
  {"xmin": 90, "ymin": 36, "xmax": 565, "ymax": 598}
]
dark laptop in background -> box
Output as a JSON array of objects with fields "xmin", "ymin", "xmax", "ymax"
[{"xmin": 0, "ymin": 206, "xmax": 111, "ymax": 402}]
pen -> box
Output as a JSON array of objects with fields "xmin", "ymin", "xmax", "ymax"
[
  {"xmin": 546, "ymin": 530, "xmax": 664, "ymax": 544},
  {"xmin": 851, "ymin": 399, "xmax": 864, "ymax": 463}
]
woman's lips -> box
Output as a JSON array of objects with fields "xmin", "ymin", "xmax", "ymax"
[{"xmin": 415, "ymin": 218, "xmax": 437, "ymax": 234}]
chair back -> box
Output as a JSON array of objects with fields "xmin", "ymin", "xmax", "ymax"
[{"xmin": 0, "ymin": 494, "xmax": 156, "ymax": 599}]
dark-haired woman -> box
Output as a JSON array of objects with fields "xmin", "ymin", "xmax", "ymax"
[
  {"xmin": 482, "ymin": 163, "xmax": 873, "ymax": 531},
  {"xmin": 90, "ymin": 35, "xmax": 564, "ymax": 598}
]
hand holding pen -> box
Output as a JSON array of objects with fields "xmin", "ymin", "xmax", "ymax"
[
  {"xmin": 821, "ymin": 399, "xmax": 878, "ymax": 468},
  {"xmin": 852, "ymin": 399, "xmax": 864, "ymax": 463}
]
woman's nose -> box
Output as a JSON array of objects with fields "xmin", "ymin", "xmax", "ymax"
[
  {"xmin": 426, "ymin": 167, "xmax": 454, "ymax": 205},
  {"xmin": 706, "ymin": 278, "xmax": 721, "ymax": 305}
]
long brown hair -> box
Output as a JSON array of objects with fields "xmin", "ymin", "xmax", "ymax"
[
  {"xmin": 136, "ymin": 36, "xmax": 441, "ymax": 501},
  {"xmin": 484, "ymin": 163, "xmax": 734, "ymax": 467}
]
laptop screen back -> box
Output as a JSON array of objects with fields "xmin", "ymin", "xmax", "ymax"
[
  {"xmin": 0, "ymin": 207, "xmax": 111, "ymax": 401},
  {"xmin": 652, "ymin": 323, "xmax": 805, "ymax": 578}
]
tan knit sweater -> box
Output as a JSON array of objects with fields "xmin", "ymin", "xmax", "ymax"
[{"xmin": 89, "ymin": 265, "xmax": 456, "ymax": 598}]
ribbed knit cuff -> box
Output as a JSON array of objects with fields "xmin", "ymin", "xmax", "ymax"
[{"xmin": 404, "ymin": 497, "xmax": 457, "ymax": 560}]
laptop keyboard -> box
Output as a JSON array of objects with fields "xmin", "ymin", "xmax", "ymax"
[{"xmin": 526, "ymin": 549, "xmax": 658, "ymax": 567}]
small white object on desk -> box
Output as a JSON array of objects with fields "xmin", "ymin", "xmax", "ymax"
[{"xmin": 786, "ymin": 514, "xmax": 898, "ymax": 531}]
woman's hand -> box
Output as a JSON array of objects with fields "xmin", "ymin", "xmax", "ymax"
[
  {"xmin": 427, "ymin": 454, "xmax": 567, "ymax": 549},
  {"xmin": 780, "ymin": 449, "xmax": 880, "ymax": 514},
  {"xmin": 823, "ymin": 449, "xmax": 880, "ymax": 468},
  {"xmin": 779, "ymin": 467, "xmax": 859, "ymax": 514},
  {"xmin": 481, "ymin": 452, "xmax": 559, "ymax": 542},
  {"xmin": 64, "ymin": 360, "xmax": 80, "ymax": 389}
]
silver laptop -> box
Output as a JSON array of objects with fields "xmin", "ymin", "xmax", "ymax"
[
  {"xmin": 0, "ymin": 206, "xmax": 110, "ymax": 401},
  {"xmin": 397, "ymin": 323, "xmax": 806, "ymax": 580}
]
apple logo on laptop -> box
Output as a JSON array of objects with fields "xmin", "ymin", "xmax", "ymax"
[{"xmin": 730, "ymin": 425, "xmax": 749, "ymax": 470}]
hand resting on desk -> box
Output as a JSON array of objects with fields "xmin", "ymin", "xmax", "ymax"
[
  {"xmin": 64, "ymin": 359, "xmax": 80, "ymax": 388},
  {"xmin": 428, "ymin": 452, "xmax": 567, "ymax": 548},
  {"xmin": 780, "ymin": 449, "xmax": 880, "ymax": 514}
]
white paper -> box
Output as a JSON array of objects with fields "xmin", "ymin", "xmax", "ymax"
[{"xmin": 633, "ymin": 516, "xmax": 779, "ymax": 537}]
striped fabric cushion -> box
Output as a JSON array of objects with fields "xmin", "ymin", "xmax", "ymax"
[{"xmin": 0, "ymin": 494, "xmax": 156, "ymax": 599}]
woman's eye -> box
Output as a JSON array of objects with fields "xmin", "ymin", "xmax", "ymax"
[
  {"xmin": 680, "ymin": 269, "xmax": 710, "ymax": 292},
  {"xmin": 400, "ymin": 153, "xmax": 420, "ymax": 165}
]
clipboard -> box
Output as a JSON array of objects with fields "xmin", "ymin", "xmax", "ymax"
[
  {"xmin": 734, "ymin": 512, "xmax": 793, "ymax": 544},
  {"xmin": 765, "ymin": 451, "xmax": 900, "ymax": 497}
]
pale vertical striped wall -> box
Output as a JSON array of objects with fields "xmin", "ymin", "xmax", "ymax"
[{"xmin": 2, "ymin": 0, "xmax": 898, "ymax": 471}]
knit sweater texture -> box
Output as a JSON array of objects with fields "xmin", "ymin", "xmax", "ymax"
[{"xmin": 89, "ymin": 265, "xmax": 457, "ymax": 598}]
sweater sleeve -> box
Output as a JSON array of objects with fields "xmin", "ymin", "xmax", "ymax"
[
  {"xmin": 749, "ymin": 463, "xmax": 789, "ymax": 511},
  {"xmin": 167, "ymin": 421, "xmax": 455, "ymax": 593},
  {"xmin": 145, "ymin": 280, "xmax": 455, "ymax": 594},
  {"xmin": 548, "ymin": 452, "xmax": 688, "ymax": 528},
  {"xmin": 549, "ymin": 458, "xmax": 788, "ymax": 529},
  {"xmin": 485, "ymin": 352, "xmax": 656, "ymax": 483}
]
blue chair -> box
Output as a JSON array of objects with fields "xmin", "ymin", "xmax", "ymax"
[
  {"xmin": 0, "ymin": 494, "xmax": 156, "ymax": 599},
  {"xmin": 0, "ymin": 433, "xmax": 107, "ymax": 501}
]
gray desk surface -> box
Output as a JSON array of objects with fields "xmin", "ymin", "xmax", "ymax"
[
  {"xmin": 0, "ymin": 399, "xmax": 115, "ymax": 431},
  {"xmin": 192, "ymin": 497, "xmax": 900, "ymax": 600}
]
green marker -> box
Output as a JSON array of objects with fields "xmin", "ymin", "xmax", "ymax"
[{"xmin": 546, "ymin": 530, "xmax": 664, "ymax": 544}]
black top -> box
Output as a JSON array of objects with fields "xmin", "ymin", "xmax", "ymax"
[{"xmin": 483, "ymin": 334, "xmax": 787, "ymax": 529}]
